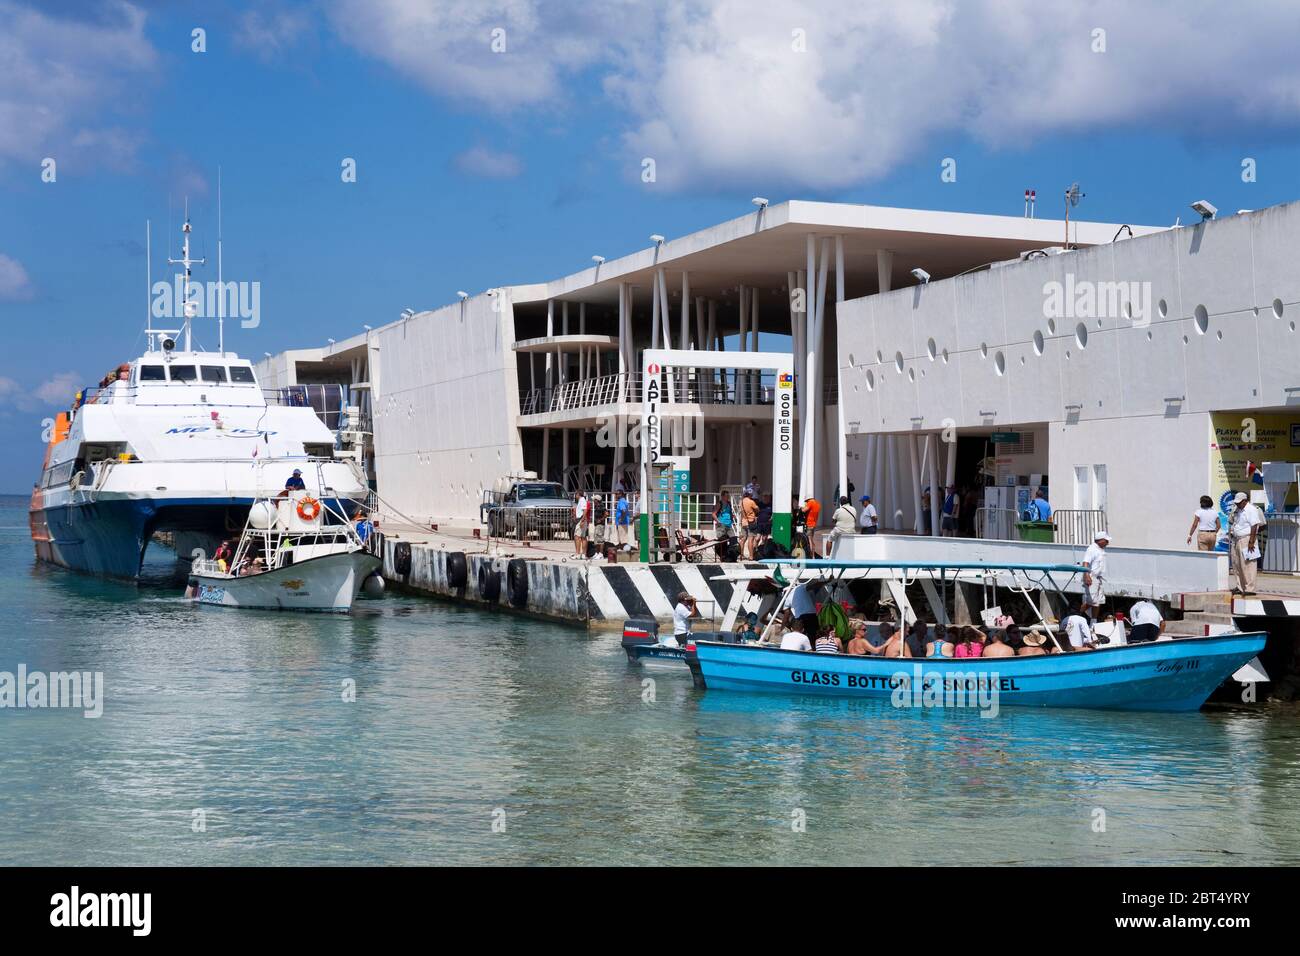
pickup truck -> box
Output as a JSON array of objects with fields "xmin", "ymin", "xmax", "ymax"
[{"xmin": 481, "ymin": 481, "xmax": 575, "ymax": 539}]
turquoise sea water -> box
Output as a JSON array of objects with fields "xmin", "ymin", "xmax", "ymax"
[{"xmin": 2, "ymin": 495, "xmax": 1299, "ymax": 865}]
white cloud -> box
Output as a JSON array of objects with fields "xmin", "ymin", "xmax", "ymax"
[
  {"xmin": 328, "ymin": 0, "xmax": 1300, "ymax": 192},
  {"xmin": 0, "ymin": 369, "xmax": 81, "ymax": 414},
  {"xmin": 0, "ymin": 0, "xmax": 158, "ymax": 170},
  {"xmin": 234, "ymin": 5, "xmax": 316, "ymax": 63},
  {"xmin": 453, "ymin": 145, "xmax": 524, "ymax": 179},
  {"xmin": 325, "ymin": 0, "xmax": 626, "ymax": 112},
  {"xmin": 34, "ymin": 371, "xmax": 83, "ymax": 407},
  {"xmin": 0, "ymin": 254, "xmax": 34, "ymax": 302}
]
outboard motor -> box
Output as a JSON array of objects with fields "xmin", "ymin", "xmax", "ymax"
[{"xmin": 621, "ymin": 617, "xmax": 660, "ymax": 662}]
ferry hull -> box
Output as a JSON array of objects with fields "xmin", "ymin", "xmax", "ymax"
[
  {"xmin": 30, "ymin": 496, "xmax": 356, "ymax": 579},
  {"xmin": 191, "ymin": 551, "xmax": 381, "ymax": 612},
  {"xmin": 688, "ymin": 633, "xmax": 1268, "ymax": 712}
]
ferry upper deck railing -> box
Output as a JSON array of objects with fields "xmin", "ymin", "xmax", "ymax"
[
  {"xmin": 72, "ymin": 383, "xmax": 348, "ymax": 430},
  {"xmin": 519, "ymin": 370, "xmax": 787, "ymax": 416}
]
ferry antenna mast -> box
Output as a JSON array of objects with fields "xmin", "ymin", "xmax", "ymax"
[{"xmin": 167, "ymin": 198, "xmax": 206, "ymax": 353}]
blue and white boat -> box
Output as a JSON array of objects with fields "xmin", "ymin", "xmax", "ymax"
[
  {"xmin": 28, "ymin": 215, "xmax": 367, "ymax": 578},
  {"xmin": 683, "ymin": 559, "xmax": 1267, "ymax": 713}
]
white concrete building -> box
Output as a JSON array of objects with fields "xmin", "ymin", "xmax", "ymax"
[
  {"xmin": 255, "ymin": 198, "xmax": 1300, "ymax": 553},
  {"xmin": 838, "ymin": 199, "xmax": 1300, "ymax": 550}
]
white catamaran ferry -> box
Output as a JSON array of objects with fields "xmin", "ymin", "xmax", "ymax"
[{"xmin": 28, "ymin": 215, "xmax": 368, "ymax": 578}]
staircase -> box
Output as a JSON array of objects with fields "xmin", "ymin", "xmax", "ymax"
[{"xmin": 1170, "ymin": 591, "xmax": 1238, "ymax": 637}]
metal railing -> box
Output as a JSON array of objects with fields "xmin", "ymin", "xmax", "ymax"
[
  {"xmin": 519, "ymin": 370, "xmax": 788, "ymax": 416},
  {"xmin": 1053, "ymin": 509, "xmax": 1107, "ymax": 546},
  {"xmin": 974, "ymin": 506, "xmax": 1022, "ymax": 541},
  {"xmin": 1262, "ymin": 515, "xmax": 1298, "ymax": 574}
]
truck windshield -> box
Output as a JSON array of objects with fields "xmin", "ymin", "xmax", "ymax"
[{"xmin": 516, "ymin": 484, "xmax": 564, "ymax": 500}]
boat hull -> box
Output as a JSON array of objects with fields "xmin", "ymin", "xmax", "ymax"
[
  {"xmin": 30, "ymin": 496, "xmax": 358, "ymax": 579},
  {"xmin": 191, "ymin": 551, "xmax": 381, "ymax": 613},
  {"xmin": 688, "ymin": 633, "xmax": 1269, "ymax": 712}
]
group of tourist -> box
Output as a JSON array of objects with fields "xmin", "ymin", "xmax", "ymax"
[
  {"xmin": 572, "ymin": 490, "xmax": 635, "ymax": 558},
  {"xmin": 211, "ymin": 539, "xmax": 266, "ymax": 577}
]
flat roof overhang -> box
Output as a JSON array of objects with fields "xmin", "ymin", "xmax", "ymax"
[{"xmin": 505, "ymin": 200, "xmax": 1166, "ymax": 308}]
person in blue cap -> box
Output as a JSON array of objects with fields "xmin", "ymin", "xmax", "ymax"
[{"xmin": 858, "ymin": 494, "xmax": 878, "ymax": 534}]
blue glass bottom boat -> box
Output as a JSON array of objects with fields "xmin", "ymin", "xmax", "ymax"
[{"xmin": 686, "ymin": 633, "xmax": 1267, "ymax": 712}]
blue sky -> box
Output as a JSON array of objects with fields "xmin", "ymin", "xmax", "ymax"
[{"xmin": 4, "ymin": 0, "xmax": 1300, "ymax": 491}]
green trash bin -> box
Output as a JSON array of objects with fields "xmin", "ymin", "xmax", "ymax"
[{"xmin": 1016, "ymin": 520, "xmax": 1055, "ymax": 543}]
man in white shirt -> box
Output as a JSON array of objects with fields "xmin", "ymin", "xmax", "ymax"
[
  {"xmin": 1228, "ymin": 491, "xmax": 1264, "ymax": 595},
  {"xmin": 825, "ymin": 496, "xmax": 858, "ymax": 556},
  {"xmin": 1062, "ymin": 605, "xmax": 1094, "ymax": 649},
  {"xmin": 780, "ymin": 624, "xmax": 812, "ymax": 652},
  {"xmin": 789, "ymin": 580, "xmax": 823, "ymax": 638},
  {"xmin": 1081, "ymin": 531, "xmax": 1110, "ymax": 620},
  {"xmin": 858, "ymin": 495, "xmax": 878, "ymax": 534},
  {"xmin": 667, "ymin": 592, "xmax": 699, "ymax": 647},
  {"xmin": 1128, "ymin": 599, "xmax": 1165, "ymax": 643}
]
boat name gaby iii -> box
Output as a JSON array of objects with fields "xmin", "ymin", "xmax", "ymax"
[
  {"xmin": 186, "ymin": 491, "xmax": 381, "ymax": 613},
  {"xmin": 640, "ymin": 558, "xmax": 1267, "ymax": 713}
]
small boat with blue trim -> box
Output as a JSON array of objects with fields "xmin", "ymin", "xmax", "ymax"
[{"xmin": 681, "ymin": 558, "xmax": 1268, "ymax": 713}]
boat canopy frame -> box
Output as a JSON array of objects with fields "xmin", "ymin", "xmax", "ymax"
[{"xmin": 751, "ymin": 558, "xmax": 1085, "ymax": 653}]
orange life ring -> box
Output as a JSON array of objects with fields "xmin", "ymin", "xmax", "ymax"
[{"xmin": 296, "ymin": 496, "xmax": 322, "ymax": 521}]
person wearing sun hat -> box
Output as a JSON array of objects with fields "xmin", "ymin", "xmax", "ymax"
[
  {"xmin": 1017, "ymin": 629, "xmax": 1049, "ymax": 656},
  {"xmin": 1229, "ymin": 491, "xmax": 1264, "ymax": 595},
  {"xmin": 1081, "ymin": 530, "xmax": 1111, "ymax": 621}
]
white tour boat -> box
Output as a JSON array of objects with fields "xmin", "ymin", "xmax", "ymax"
[{"xmin": 187, "ymin": 492, "xmax": 381, "ymax": 612}]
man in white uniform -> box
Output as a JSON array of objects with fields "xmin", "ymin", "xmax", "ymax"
[
  {"xmin": 1229, "ymin": 491, "xmax": 1264, "ymax": 595},
  {"xmin": 1081, "ymin": 531, "xmax": 1110, "ymax": 620},
  {"xmin": 1061, "ymin": 605, "xmax": 1094, "ymax": 649},
  {"xmin": 1128, "ymin": 599, "xmax": 1165, "ymax": 643}
]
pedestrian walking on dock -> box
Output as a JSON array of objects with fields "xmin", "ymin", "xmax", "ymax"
[
  {"xmin": 1187, "ymin": 495, "xmax": 1221, "ymax": 551},
  {"xmin": 573, "ymin": 492, "xmax": 590, "ymax": 558},
  {"xmin": 1228, "ymin": 492, "xmax": 1263, "ymax": 595},
  {"xmin": 614, "ymin": 491, "xmax": 631, "ymax": 548}
]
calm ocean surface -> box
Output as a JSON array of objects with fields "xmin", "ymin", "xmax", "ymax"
[{"xmin": 2, "ymin": 495, "xmax": 1298, "ymax": 866}]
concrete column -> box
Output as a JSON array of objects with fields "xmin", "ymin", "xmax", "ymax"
[
  {"xmin": 707, "ymin": 299, "xmax": 718, "ymax": 399},
  {"xmin": 542, "ymin": 428, "xmax": 550, "ymax": 480},
  {"xmin": 545, "ymin": 300, "xmax": 555, "ymax": 388},
  {"xmin": 814, "ymin": 236, "xmax": 830, "ymax": 504},
  {"xmin": 801, "ymin": 236, "xmax": 817, "ymax": 501},
  {"xmin": 834, "ymin": 235, "xmax": 847, "ymax": 505},
  {"xmin": 927, "ymin": 433, "xmax": 941, "ymax": 537},
  {"xmin": 650, "ymin": 276, "xmax": 661, "ymax": 350},
  {"xmin": 886, "ymin": 435, "xmax": 900, "ymax": 530},
  {"xmin": 877, "ymin": 249, "xmax": 894, "ymax": 294},
  {"xmin": 617, "ymin": 282, "xmax": 627, "ymax": 381},
  {"xmin": 909, "ymin": 432, "xmax": 922, "ymax": 534},
  {"xmin": 873, "ymin": 432, "xmax": 886, "ymax": 530}
]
